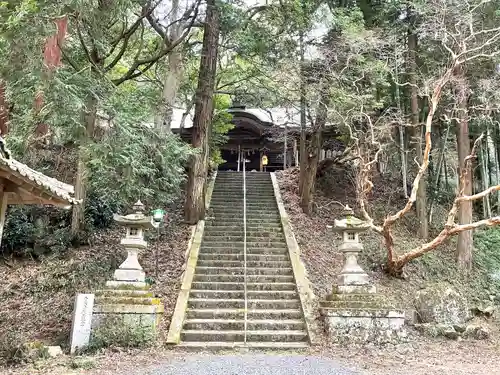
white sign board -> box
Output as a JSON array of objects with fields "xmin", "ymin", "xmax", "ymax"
[{"xmin": 70, "ymin": 293, "xmax": 94, "ymax": 354}]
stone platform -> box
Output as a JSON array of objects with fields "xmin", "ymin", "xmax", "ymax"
[{"xmin": 92, "ymin": 283, "xmax": 164, "ymax": 333}]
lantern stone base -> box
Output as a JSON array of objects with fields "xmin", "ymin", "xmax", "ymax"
[
  {"xmin": 91, "ymin": 284, "xmax": 164, "ymax": 341},
  {"xmin": 320, "ymin": 288, "xmax": 407, "ymax": 345},
  {"xmin": 113, "ymin": 268, "xmax": 145, "ymax": 283}
]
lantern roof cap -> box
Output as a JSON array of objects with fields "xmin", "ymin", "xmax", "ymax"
[
  {"xmin": 332, "ymin": 205, "xmax": 370, "ymax": 232},
  {"xmin": 113, "ymin": 199, "xmax": 155, "ymax": 228}
]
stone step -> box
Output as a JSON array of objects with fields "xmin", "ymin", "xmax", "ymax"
[
  {"xmin": 95, "ymin": 289, "xmax": 152, "ymax": 298},
  {"xmin": 207, "ymin": 214, "xmax": 280, "ymax": 220},
  {"xmin": 189, "ymin": 290, "xmax": 298, "ymax": 300},
  {"xmin": 326, "ymin": 293, "xmax": 384, "ymax": 302},
  {"xmin": 201, "ymin": 242, "xmax": 287, "ymax": 249},
  {"xmin": 186, "ymin": 308, "xmax": 244, "ymax": 319},
  {"xmin": 197, "ymin": 254, "xmax": 289, "ymax": 261},
  {"xmin": 214, "ymin": 180, "xmax": 272, "ymax": 183},
  {"xmin": 190, "ymin": 290, "xmax": 245, "ymax": 299},
  {"xmin": 247, "ymin": 282, "xmax": 297, "ymax": 291},
  {"xmin": 199, "ymin": 248, "xmax": 289, "ymax": 256},
  {"xmin": 188, "ymin": 298, "xmax": 245, "ymax": 309},
  {"xmin": 192, "ymin": 274, "xmax": 295, "ymax": 283},
  {"xmin": 209, "ymin": 208, "xmax": 278, "ymax": 213},
  {"xmin": 190, "ymin": 281, "xmax": 296, "ymax": 291},
  {"xmin": 196, "ymin": 260, "xmax": 245, "ymax": 268},
  {"xmin": 202, "ymin": 235, "xmax": 285, "ymax": 242},
  {"xmin": 181, "ymin": 330, "xmax": 307, "ymax": 343},
  {"xmin": 203, "ymin": 231, "xmax": 284, "ymax": 238},
  {"xmin": 200, "ymin": 242, "xmax": 287, "ymax": 249},
  {"xmin": 197, "ymin": 260, "xmax": 290, "ymax": 268},
  {"xmin": 183, "ymin": 319, "xmax": 244, "ymax": 331},
  {"xmin": 183, "ymin": 319, "xmax": 305, "ymax": 331},
  {"xmin": 210, "ymin": 199, "xmax": 275, "ymax": 204},
  {"xmin": 211, "ymin": 193, "xmax": 275, "ymax": 198},
  {"xmin": 247, "ymin": 290, "xmax": 298, "ymax": 299},
  {"xmin": 195, "ymin": 267, "xmax": 293, "ymax": 276},
  {"xmin": 212, "ymin": 185, "xmax": 274, "ymax": 189},
  {"xmin": 247, "ymin": 330, "xmax": 308, "ymax": 342},
  {"xmin": 187, "ymin": 299, "xmax": 300, "ymax": 310},
  {"xmin": 210, "ymin": 201, "xmax": 275, "ymax": 205},
  {"xmin": 95, "ymin": 296, "xmax": 159, "ymax": 305},
  {"xmin": 191, "ymin": 282, "xmax": 245, "ymax": 290},
  {"xmin": 210, "ymin": 198, "xmax": 276, "ymax": 203},
  {"xmin": 176, "ymin": 341, "xmax": 309, "ymax": 349},
  {"xmin": 186, "ymin": 308, "xmax": 304, "ymax": 320},
  {"xmin": 209, "ymin": 206, "xmax": 277, "ymax": 211},
  {"xmin": 247, "ymin": 319, "xmax": 305, "ymax": 331},
  {"xmin": 319, "ymin": 300, "xmax": 382, "ymax": 309},
  {"xmin": 203, "ymin": 226, "xmax": 283, "ymax": 233},
  {"xmin": 205, "ymin": 219, "xmax": 282, "ymax": 226},
  {"xmin": 212, "ymin": 189, "xmax": 272, "ymax": 192}
]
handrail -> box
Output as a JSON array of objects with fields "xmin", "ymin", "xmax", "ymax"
[{"xmin": 242, "ymin": 157, "xmax": 248, "ymax": 344}]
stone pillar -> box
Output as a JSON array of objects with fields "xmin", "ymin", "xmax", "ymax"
[{"xmin": 320, "ymin": 206, "xmax": 406, "ymax": 344}]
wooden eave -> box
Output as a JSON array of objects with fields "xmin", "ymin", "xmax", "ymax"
[{"xmin": 0, "ymin": 157, "xmax": 79, "ymax": 207}]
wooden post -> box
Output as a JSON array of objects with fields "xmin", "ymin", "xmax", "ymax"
[
  {"xmin": 283, "ymin": 124, "xmax": 288, "ymax": 170},
  {"xmin": 259, "ymin": 150, "xmax": 263, "ymax": 172},
  {"xmin": 0, "ymin": 183, "xmax": 8, "ymax": 248},
  {"xmin": 293, "ymin": 139, "xmax": 298, "ymax": 166},
  {"xmin": 237, "ymin": 144, "xmax": 241, "ymax": 172}
]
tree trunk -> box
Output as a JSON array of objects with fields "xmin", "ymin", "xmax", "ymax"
[
  {"xmin": 71, "ymin": 29, "xmax": 100, "ymax": 234},
  {"xmin": 486, "ymin": 123, "xmax": 500, "ymax": 214},
  {"xmin": 479, "ymin": 142, "xmax": 491, "ymax": 218},
  {"xmin": 184, "ymin": 0, "xmax": 219, "ymax": 224},
  {"xmin": 35, "ymin": 16, "xmax": 68, "ymax": 140},
  {"xmin": 393, "ymin": 35, "xmax": 407, "ymax": 198},
  {"xmin": 298, "ymin": 30, "xmax": 306, "ymax": 196},
  {"xmin": 407, "ymin": 28, "xmax": 429, "ymax": 239},
  {"xmin": 71, "ymin": 95, "xmax": 97, "ymax": 234},
  {"xmin": 428, "ymin": 121, "xmax": 450, "ymax": 223},
  {"xmin": 300, "ymin": 89, "xmax": 329, "ymax": 215},
  {"xmin": 455, "ymin": 68, "xmax": 473, "ymax": 270},
  {"xmin": 0, "ymin": 81, "xmax": 8, "ymax": 135},
  {"xmin": 155, "ymin": 0, "xmax": 183, "ymax": 133}
]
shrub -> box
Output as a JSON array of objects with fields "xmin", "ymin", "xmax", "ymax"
[
  {"xmin": 473, "ymin": 227, "xmax": 500, "ymax": 296},
  {"xmin": 0, "ymin": 335, "xmax": 49, "ymax": 366},
  {"xmin": 1, "ymin": 192, "xmax": 121, "ymax": 258},
  {"xmin": 87, "ymin": 317, "xmax": 156, "ymax": 352}
]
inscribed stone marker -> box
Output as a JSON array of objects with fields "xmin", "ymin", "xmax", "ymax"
[{"xmin": 70, "ymin": 293, "xmax": 94, "ymax": 354}]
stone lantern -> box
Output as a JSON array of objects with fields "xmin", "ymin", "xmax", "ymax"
[
  {"xmin": 331, "ymin": 205, "xmax": 374, "ymax": 294},
  {"xmin": 110, "ymin": 200, "xmax": 158, "ymax": 286},
  {"xmin": 320, "ymin": 205, "xmax": 406, "ymax": 344},
  {"xmin": 93, "ymin": 200, "xmax": 164, "ymax": 337}
]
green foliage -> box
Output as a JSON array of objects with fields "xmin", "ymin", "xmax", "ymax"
[
  {"xmin": 473, "ymin": 228, "xmax": 500, "ymax": 295},
  {"xmin": 0, "ymin": 338, "xmax": 49, "ymax": 366},
  {"xmin": 86, "ymin": 129, "xmax": 192, "ymax": 209},
  {"xmin": 1, "ymin": 206, "xmax": 71, "ymax": 257},
  {"xmin": 1, "ymin": 192, "xmax": 119, "ymax": 257},
  {"xmin": 68, "ymin": 357, "xmax": 96, "ymax": 370},
  {"xmin": 87, "ymin": 317, "xmax": 156, "ymax": 352},
  {"xmin": 209, "ymin": 94, "xmax": 234, "ymax": 168}
]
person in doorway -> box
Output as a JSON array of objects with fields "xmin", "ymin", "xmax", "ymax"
[{"xmin": 262, "ymin": 154, "xmax": 268, "ymax": 172}]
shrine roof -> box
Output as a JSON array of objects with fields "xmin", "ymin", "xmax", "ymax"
[
  {"xmin": 170, "ymin": 106, "xmax": 303, "ymax": 130},
  {"xmin": 0, "ymin": 155, "xmax": 79, "ymax": 206}
]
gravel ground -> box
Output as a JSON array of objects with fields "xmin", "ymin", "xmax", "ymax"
[
  {"xmin": 139, "ymin": 355, "xmax": 359, "ymax": 375},
  {"xmin": 4, "ymin": 340, "xmax": 500, "ymax": 375}
]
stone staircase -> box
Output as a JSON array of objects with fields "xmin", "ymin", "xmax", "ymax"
[{"xmin": 179, "ymin": 171, "xmax": 309, "ymax": 348}]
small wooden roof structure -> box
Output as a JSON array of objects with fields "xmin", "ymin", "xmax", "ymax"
[
  {"xmin": 0, "ymin": 156, "xmax": 79, "ymax": 206},
  {"xmin": 0, "ymin": 150, "xmax": 79, "ymax": 246}
]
